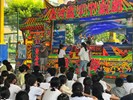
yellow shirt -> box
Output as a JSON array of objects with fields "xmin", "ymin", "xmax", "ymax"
[
  {"xmin": 0, "ymin": 65, "xmax": 7, "ymax": 72},
  {"xmin": 60, "ymin": 84, "xmax": 72, "ymax": 95},
  {"xmin": 18, "ymin": 72, "xmax": 26, "ymax": 87}
]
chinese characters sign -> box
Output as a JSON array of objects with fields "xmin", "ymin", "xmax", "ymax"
[
  {"xmin": 32, "ymin": 45, "xmax": 41, "ymax": 66},
  {"xmin": 43, "ymin": 0, "xmax": 133, "ymax": 20}
]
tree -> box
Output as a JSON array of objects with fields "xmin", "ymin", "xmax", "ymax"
[{"xmin": 4, "ymin": 0, "xmax": 43, "ymax": 30}]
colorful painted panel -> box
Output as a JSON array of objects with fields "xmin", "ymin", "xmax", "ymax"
[
  {"xmin": 43, "ymin": 0, "xmax": 133, "ymax": 21},
  {"xmin": 18, "ymin": 45, "xmax": 26, "ymax": 59},
  {"xmin": 26, "ymin": 44, "xmax": 32, "ymax": 59},
  {"xmin": 44, "ymin": 22, "xmax": 52, "ymax": 40}
]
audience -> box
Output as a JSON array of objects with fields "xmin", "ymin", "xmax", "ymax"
[
  {"xmin": 57, "ymin": 93, "xmax": 69, "ymax": 100},
  {"xmin": 42, "ymin": 77, "xmax": 61, "ymax": 100},
  {"xmin": 123, "ymin": 75, "xmax": 133, "ymax": 94},
  {"xmin": 22, "ymin": 73, "xmax": 31, "ymax": 90},
  {"xmin": 18, "ymin": 65, "xmax": 28, "ymax": 87},
  {"xmin": 4, "ymin": 73, "xmax": 21, "ymax": 100},
  {"xmin": 71, "ymin": 82, "xmax": 97, "ymax": 100},
  {"xmin": 15, "ymin": 91, "xmax": 29, "ymax": 100},
  {"xmin": 0, "ymin": 76, "xmax": 4, "ymax": 87},
  {"xmin": 111, "ymin": 77, "xmax": 127, "ymax": 98},
  {"xmin": 68, "ymin": 67, "xmax": 77, "ymax": 81},
  {"xmin": 46, "ymin": 68, "xmax": 56, "ymax": 82},
  {"xmin": 98, "ymin": 71, "xmax": 111, "ymax": 92},
  {"xmin": 121, "ymin": 89, "xmax": 133, "ymax": 100},
  {"xmin": 1, "ymin": 70, "xmax": 9, "ymax": 81},
  {"xmin": 78, "ymin": 71, "xmax": 88, "ymax": 86},
  {"xmin": 0, "ymin": 59, "xmax": 130, "ymax": 100},
  {"xmin": 92, "ymin": 74, "xmax": 119, "ymax": 100},
  {"xmin": 32, "ymin": 66, "xmax": 43, "ymax": 81},
  {"xmin": 59, "ymin": 75, "xmax": 72, "ymax": 95},
  {"xmin": 0, "ymin": 60, "xmax": 9, "ymax": 72},
  {"xmin": 83, "ymin": 77, "xmax": 92, "ymax": 95},
  {"xmin": 25, "ymin": 74, "xmax": 44, "ymax": 100},
  {"xmin": 37, "ymin": 73, "xmax": 50, "ymax": 90},
  {"xmin": 0, "ymin": 86, "xmax": 10, "ymax": 100},
  {"xmin": 66, "ymin": 71, "xmax": 75, "ymax": 89},
  {"xmin": 6, "ymin": 64, "xmax": 13, "ymax": 74},
  {"xmin": 57, "ymin": 67, "xmax": 66, "ymax": 77}
]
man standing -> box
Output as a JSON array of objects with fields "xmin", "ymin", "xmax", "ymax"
[{"xmin": 40, "ymin": 40, "xmax": 49, "ymax": 73}]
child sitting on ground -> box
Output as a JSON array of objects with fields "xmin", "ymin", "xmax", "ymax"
[
  {"xmin": 66, "ymin": 71, "xmax": 75, "ymax": 89},
  {"xmin": 111, "ymin": 77, "xmax": 127, "ymax": 98},
  {"xmin": 78, "ymin": 71, "xmax": 88, "ymax": 87}
]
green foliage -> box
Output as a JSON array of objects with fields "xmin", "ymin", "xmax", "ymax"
[
  {"xmin": 94, "ymin": 32, "xmax": 125, "ymax": 42},
  {"xmin": 94, "ymin": 32, "xmax": 110, "ymax": 42},
  {"xmin": 65, "ymin": 24, "xmax": 75, "ymax": 45},
  {"xmin": 116, "ymin": 34, "xmax": 125, "ymax": 41},
  {"xmin": 5, "ymin": 0, "xmax": 43, "ymax": 30},
  {"xmin": 73, "ymin": 24, "xmax": 84, "ymax": 36},
  {"xmin": 8, "ymin": 37, "xmax": 11, "ymax": 48}
]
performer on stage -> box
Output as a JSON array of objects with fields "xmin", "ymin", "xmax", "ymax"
[
  {"xmin": 58, "ymin": 44, "xmax": 66, "ymax": 68},
  {"xmin": 78, "ymin": 42, "xmax": 90, "ymax": 74},
  {"xmin": 40, "ymin": 40, "xmax": 49, "ymax": 73}
]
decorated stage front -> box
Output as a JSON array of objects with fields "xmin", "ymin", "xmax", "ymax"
[{"xmin": 19, "ymin": 0, "xmax": 133, "ymax": 78}]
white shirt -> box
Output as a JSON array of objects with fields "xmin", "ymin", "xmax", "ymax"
[
  {"xmin": 70, "ymin": 96, "xmax": 93, "ymax": 100},
  {"xmin": 73, "ymin": 74, "xmax": 77, "ymax": 81},
  {"xmin": 46, "ymin": 76, "xmax": 54, "ymax": 82},
  {"xmin": 102, "ymin": 93, "xmax": 111, "ymax": 100},
  {"xmin": 78, "ymin": 47, "xmax": 90, "ymax": 61},
  {"xmin": 9, "ymin": 84, "xmax": 21, "ymax": 100},
  {"xmin": 29, "ymin": 86, "xmax": 44, "ymax": 100},
  {"xmin": 66, "ymin": 80, "xmax": 75, "ymax": 89},
  {"xmin": 57, "ymin": 73, "xmax": 64, "ymax": 77},
  {"xmin": 78, "ymin": 77, "xmax": 85, "ymax": 87},
  {"xmin": 40, "ymin": 82, "xmax": 50, "ymax": 90},
  {"xmin": 99, "ymin": 80, "xmax": 107, "ymax": 91},
  {"xmin": 22, "ymin": 84, "xmax": 26, "ymax": 90},
  {"xmin": 123, "ymin": 82, "xmax": 133, "ymax": 94},
  {"xmin": 58, "ymin": 49, "xmax": 66, "ymax": 58},
  {"xmin": 0, "ymin": 84, "xmax": 4, "ymax": 87},
  {"xmin": 42, "ymin": 88, "xmax": 61, "ymax": 100}
]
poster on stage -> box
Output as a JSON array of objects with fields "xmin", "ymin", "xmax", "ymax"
[
  {"xmin": 18, "ymin": 45, "xmax": 26, "ymax": 59},
  {"xmin": 32, "ymin": 45, "xmax": 41, "ymax": 66}
]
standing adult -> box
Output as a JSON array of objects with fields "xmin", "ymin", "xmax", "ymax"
[
  {"xmin": 58, "ymin": 44, "xmax": 66, "ymax": 68},
  {"xmin": 78, "ymin": 42, "xmax": 90, "ymax": 74},
  {"xmin": 40, "ymin": 40, "xmax": 49, "ymax": 73}
]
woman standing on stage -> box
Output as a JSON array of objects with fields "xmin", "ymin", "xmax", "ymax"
[
  {"xmin": 78, "ymin": 42, "xmax": 90, "ymax": 74},
  {"xmin": 58, "ymin": 44, "xmax": 66, "ymax": 68}
]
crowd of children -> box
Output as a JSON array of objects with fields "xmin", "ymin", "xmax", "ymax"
[{"xmin": 0, "ymin": 60, "xmax": 133, "ymax": 100}]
